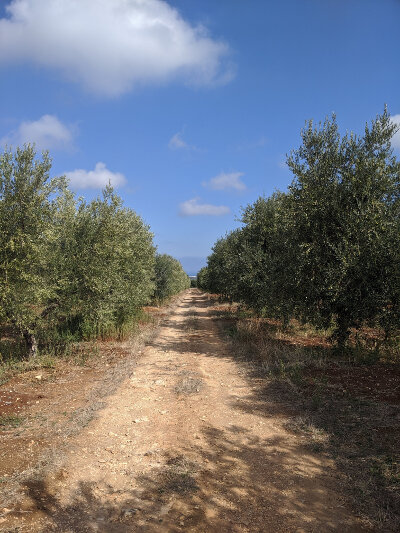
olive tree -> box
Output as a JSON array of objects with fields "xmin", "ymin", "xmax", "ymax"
[
  {"xmin": 65, "ymin": 185, "xmax": 156, "ymax": 338},
  {"xmin": 154, "ymin": 254, "xmax": 190, "ymax": 303},
  {"xmin": 287, "ymin": 108, "xmax": 400, "ymax": 342},
  {"xmin": 0, "ymin": 145, "xmax": 66, "ymax": 357},
  {"xmin": 203, "ymin": 108, "xmax": 400, "ymax": 344}
]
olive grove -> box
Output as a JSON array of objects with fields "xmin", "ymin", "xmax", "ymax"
[
  {"xmin": 198, "ymin": 109, "xmax": 400, "ymax": 344},
  {"xmin": 0, "ymin": 145, "xmax": 188, "ymax": 358}
]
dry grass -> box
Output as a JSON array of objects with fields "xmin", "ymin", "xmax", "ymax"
[
  {"xmin": 227, "ymin": 317, "xmax": 328, "ymax": 385},
  {"xmin": 184, "ymin": 314, "xmax": 198, "ymax": 334},
  {"xmin": 158, "ymin": 455, "xmax": 199, "ymax": 495},
  {"xmin": 0, "ymin": 301, "xmax": 168, "ymax": 385},
  {"xmin": 174, "ymin": 370, "xmax": 203, "ymax": 395},
  {"xmin": 0, "ymin": 305, "xmax": 166, "ymax": 515},
  {"xmin": 216, "ymin": 302, "xmax": 400, "ymax": 532},
  {"xmin": 284, "ymin": 415, "xmax": 330, "ymax": 453},
  {"xmin": 0, "ymin": 414, "xmax": 23, "ymax": 429},
  {"xmin": 0, "ymin": 352, "xmax": 57, "ymax": 386}
]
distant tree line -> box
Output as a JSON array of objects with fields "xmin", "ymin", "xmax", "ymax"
[
  {"xmin": 154, "ymin": 253, "xmax": 191, "ymax": 303},
  {"xmin": 198, "ymin": 109, "xmax": 400, "ymax": 345},
  {"xmin": 0, "ymin": 145, "xmax": 189, "ymax": 358}
]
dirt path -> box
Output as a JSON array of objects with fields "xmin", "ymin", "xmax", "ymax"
[{"xmin": 4, "ymin": 290, "xmax": 366, "ymax": 532}]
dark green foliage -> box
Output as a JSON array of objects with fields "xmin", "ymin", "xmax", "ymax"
[
  {"xmin": 197, "ymin": 267, "xmax": 210, "ymax": 291},
  {"xmin": 286, "ymin": 107, "xmax": 400, "ymax": 342},
  {"xmin": 61, "ymin": 185, "xmax": 156, "ymax": 338},
  {"xmin": 154, "ymin": 254, "xmax": 190, "ymax": 303},
  {"xmin": 0, "ymin": 145, "xmax": 158, "ymax": 357},
  {"xmin": 200, "ymin": 109, "xmax": 400, "ymax": 344},
  {"xmin": 0, "ymin": 145, "xmax": 67, "ymax": 356}
]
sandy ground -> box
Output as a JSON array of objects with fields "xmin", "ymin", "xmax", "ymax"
[{"xmin": 1, "ymin": 290, "xmax": 366, "ymax": 532}]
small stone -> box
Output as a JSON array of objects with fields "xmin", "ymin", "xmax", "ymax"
[
  {"xmin": 122, "ymin": 508, "xmax": 137, "ymax": 518},
  {"xmin": 35, "ymin": 375, "xmax": 42, "ymax": 380}
]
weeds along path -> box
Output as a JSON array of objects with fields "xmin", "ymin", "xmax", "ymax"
[{"xmin": 3, "ymin": 290, "xmax": 366, "ymax": 532}]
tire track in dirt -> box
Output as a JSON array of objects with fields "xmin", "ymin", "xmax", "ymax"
[{"xmin": 2, "ymin": 290, "xmax": 366, "ymax": 532}]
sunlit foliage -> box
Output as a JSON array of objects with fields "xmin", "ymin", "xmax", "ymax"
[
  {"xmin": 199, "ymin": 109, "xmax": 400, "ymax": 344},
  {"xmin": 0, "ymin": 145, "xmax": 188, "ymax": 358}
]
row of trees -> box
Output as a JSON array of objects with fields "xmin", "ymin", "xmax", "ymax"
[
  {"xmin": 0, "ymin": 145, "xmax": 189, "ymax": 358},
  {"xmin": 154, "ymin": 254, "xmax": 191, "ymax": 303},
  {"xmin": 198, "ymin": 109, "xmax": 400, "ymax": 344}
]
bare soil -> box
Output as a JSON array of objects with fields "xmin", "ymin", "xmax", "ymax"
[
  {"xmin": 303, "ymin": 364, "xmax": 400, "ymax": 404},
  {"xmin": 0, "ymin": 290, "xmax": 367, "ymax": 532}
]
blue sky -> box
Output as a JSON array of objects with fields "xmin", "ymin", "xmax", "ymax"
[{"xmin": 1, "ymin": 0, "xmax": 399, "ymax": 274}]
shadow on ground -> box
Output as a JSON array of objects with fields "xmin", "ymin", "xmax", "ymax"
[
  {"xmin": 11, "ymin": 291, "xmax": 371, "ymax": 532},
  {"xmin": 19, "ymin": 423, "xmax": 359, "ymax": 533}
]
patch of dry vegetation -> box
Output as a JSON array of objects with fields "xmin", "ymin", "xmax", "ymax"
[
  {"xmin": 215, "ymin": 301, "xmax": 400, "ymax": 532},
  {"xmin": 174, "ymin": 370, "xmax": 203, "ymax": 395},
  {"xmin": 158, "ymin": 455, "xmax": 199, "ymax": 495},
  {"xmin": 0, "ymin": 300, "xmax": 175, "ymax": 515}
]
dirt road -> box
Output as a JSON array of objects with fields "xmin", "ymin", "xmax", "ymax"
[{"xmin": 3, "ymin": 290, "xmax": 365, "ymax": 532}]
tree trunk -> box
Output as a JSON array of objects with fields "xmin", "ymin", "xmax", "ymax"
[
  {"xmin": 335, "ymin": 314, "xmax": 350, "ymax": 347},
  {"xmin": 23, "ymin": 330, "xmax": 38, "ymax": 358}
]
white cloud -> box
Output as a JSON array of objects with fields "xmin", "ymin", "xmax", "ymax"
[
  {"xmin": 179, "ymin": 197, "xmax": 230, "ymax": 216},
  {"xmin": 169, "ymin": 132, "xmax": 188, "ymax": 150},
  {"xmin": 65, "ymin": 162, "xmax": 126, "ymax": 189},
  {"xmin": 391, "ymin": 114, "xmax": 400, "ymax": 150},
  {"xmin": 1, "ymin": 114, "xmax": 74, "ymax": 151},
  {"xmin": 255, "ymin": 136, "xmax": 268, "ymax": 147},
  {"xmin": 0, "ymin": 0, "xmax": 234, "ymax": 97},
  {"xmin": 203, "ymin": 171, "xmax": 246, "ymax": 191},
  {"xmin": 237, "ymin": 136, "xmax": 268, "ymax": 151},
  {"xmin": 168, "ymin": 131, "xmax": 199, "ymax": 151}
]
